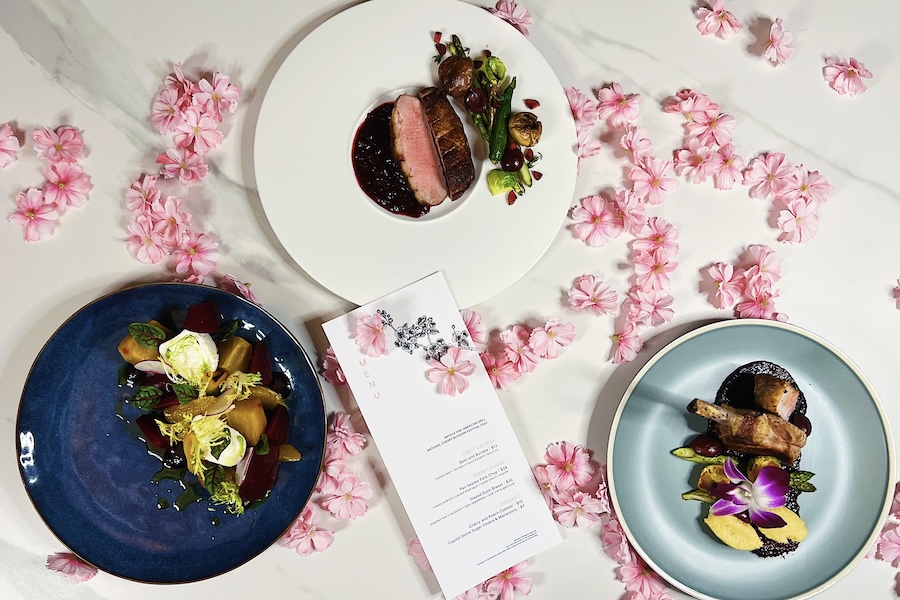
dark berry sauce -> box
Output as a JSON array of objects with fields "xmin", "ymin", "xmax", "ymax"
[{"xmin": 351, "ymin": 103, "xmax": 428, "ymax": 218}]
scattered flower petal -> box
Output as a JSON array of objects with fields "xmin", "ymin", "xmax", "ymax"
[
  {"xmin": 629, "ymin": 157, "xmax": 676, "ymax": 205},
  {"xmin": 321, "ymin": 474, "xmax": 373, "ymax": 519},
  {"xmin": 321, "ymin": 346, "xmax": 347, "ymax": 386},
  {"xmin": 696, "ymin": 0, "xmax": 743, "ymax": 40},
  {"xmin": 9, "ymin": 188, "xmax": 60, "ymax": 242},
  {"xmin": 481, "ymin": 351, "xmax": 520, "ymax": 390},
  {"xmin": 171, "ymin": 230, "xmax": 219, "ymax": 277},
  {"xmin": 460, "ymin": 308, "xmax": 488, "ymax": 349},
  {"xmin": 553, "ymin": 490, "xmax": 603, "ymax": 528},
  {"xmin": 408, "ymin": 537, "xmax": 432, "ymax": 572},
  {"xmin": 328, "ymin": 412, "xmax": 366, "ymax": 458},
  {"xmin": 765, "ymin": 18, "xmax": 794, "ymax": 66},
  {"xmin": 426, "ymin": 346, "xmax": 477, "ymax": 395},
  {"xmin": 544, "ymin": 441, "xmax": 593, "ymax": 491},
  {"xmin": 355, "ymin": 311, "xmax": 388, "ymax": 357},
  {"xmin": 485, "ymin": 560, "xmax": 532, "ymax": 600},
  {"xmin": 32, "ymin": 126, "xmax": 85, "ymax": 163},
  {"xmin": 568, "ymin": 274, "xmax": 618, "ymax": 315},
  {"xmin": 571, "ymin": 194, "xmax": 624, "ymax": 247},
  {"xmin": 0, "ymin": 123, "xmax": 20, "ymax": 169},
  {"xmin": 218, "ymin": 274, "xmax": 260, "ymax": 304},
  {"xmin": 45, "ymin": 552, "xmax": 97, "ymax": 582},
  {"xmin": 823, "ymin": 56, "xmax": 872, "ymax": 96},
  {"xmin": 596, "ymin": 82, "xmax": 642, "ymax": 129},
  {"xmin": 488, "ymin": 0, "xmax": 533, "ymax": 36}
]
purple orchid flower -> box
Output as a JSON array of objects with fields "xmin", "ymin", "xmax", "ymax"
[{"xmin": 710, "ymin": 457, "xmax": 789, "ymax": 528}]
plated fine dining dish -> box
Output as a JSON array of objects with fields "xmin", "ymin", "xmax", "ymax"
[
  {"xmin": 608, "ymin": 319, "xmax": 894, "ymax": 600},
  {"xmin": 254, "ymin": 0, "xmax": 578, "ymax": 307},
  {"xmin": 16, "ymin": 283, "xmax": 326, "ymax": 583}
]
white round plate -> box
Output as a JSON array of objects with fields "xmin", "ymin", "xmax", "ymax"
[{"xmin": 254, "ymin": 0, "xmax": 577, "ymax": 307}]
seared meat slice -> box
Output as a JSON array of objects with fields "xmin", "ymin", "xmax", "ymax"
[
  {"xmin": 418, "ymin": 86, "xmax": 475, "ymax": 200},
  {"xmin": 391, "ymin": 95, "xmax": 448, "ymax": 206},
  {"xmin": 753, "ymin": 374, "xmax": 799, "ymax": 421},
  {"xmin": 687, "ymin": 399, "xmax": 807, "ymax": 463}
]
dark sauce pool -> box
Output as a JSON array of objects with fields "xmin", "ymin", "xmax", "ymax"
[
  {"xmin": 712, "ymin": 360, "xmax": 809, "ymax": 559},
  {"xmin": 352, "ymin": 102, "xmax": 428, "ymax": 218}
]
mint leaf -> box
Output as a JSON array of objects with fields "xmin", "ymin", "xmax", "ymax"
[
  {"xmin": 128, "ymin": 322, "xmax": 167, "ymax": 349},
  {"xmin": 256, "ymin": 434, "xmax": 270, "ymax": 456},
  {"xmin": 131, "ymin": 386, "xmax": 163, "ymax": 410},
  {"xmin": 172, "ymin": 383, "xmax": 198, "ymax": 405}
]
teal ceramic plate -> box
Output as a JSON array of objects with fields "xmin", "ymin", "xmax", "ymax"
[{"xmin": 608, "ymin": 319, "xmax": 894, "ymax": 600}]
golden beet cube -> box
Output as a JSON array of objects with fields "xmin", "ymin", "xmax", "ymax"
[{"xmin": 226, "ymin": 398, "xmax": 266, "ymax": 446}]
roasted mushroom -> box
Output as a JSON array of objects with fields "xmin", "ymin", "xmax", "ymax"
[
  {"xmin": 438, "ymin": 55, "xmax": 474, "ymax": 98},
  {"xmin": 508, "ymin": 112, "xmax": 542, "ymax": 147}
]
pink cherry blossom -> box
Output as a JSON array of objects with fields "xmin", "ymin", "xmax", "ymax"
[
  {"xmin": 765, "ymin": 18, "xmax": 793, "ymax": 66},
  {"xmin": 32, "ymin": 126, "xmax": 85, "ymax": 163},
  {"xmin": 629, "ymin": 157, "xmax": 675, "ymax": 205},
  {"xmin": 621, "ymin": 125, "xmax": 653, "ymax": 164},
  {"xmin": 823, "ymin": 57, "xmax": 872, "ymax": 96},
  {"xmin": 173, "ymin": 107, "xmax": 223, "ymax": 155},
  {"xmin": 9, "ymin": 188, "xmax": 60, "ymax": 241},
  {"xmin": 878, "ymin": 525, "xmax": 900, "ymax": 567},
  {"xmin": 611, "ymin": 320, "xmax": 643, "ymax": 364},
  {"xmin": 544, "ymin": 441, "xmax": 593, "ymax": 491},
  {"xmin": 571, "ymin": 194, "xmax": 623, "ymax": 247},
  {"xmin": 629, "ymin": 288, "xmax": 675, "ymax": 327},
  {"xmin": 673, "ymin": 137, "xmax": 721, "ymax": 184},
  {"xmin": 742, "ymin": 152, "xmax": 794, "ymax": 199},
  {"xmin": 125, "ymin": 174, "xmax": 162, "ymax": 215},
  {"xmin": 596, "ymin": 83, "xmax": 643, "ymax": 129},
  {"xmin": 713, "ymin": 144, "xmax": 745, "ymax": 190},
  {"xmin": 684, "ymin": 111, "xmax": 735, "ymax": 147},
  {"xmin": 282, "ymin": 505, "xmax": 334, "ymax": 556},
  {"xmin": 453, "ymin": 587, "xmax": 494, "ymax": 600},
  {"xmin": 568, "ymin": 274, "xmax": 618, "ymax": 315},
  {"xmin": 321, "ymin": 346, "xmax": 347, "ymax": 386},
  {"xmin": 633, "ymin": 249, "xmax": 678, "ymax": 291},
  {"xmin": 613, "ymin": 188, "xmax": 647, "ymax": 235},
  {"xmin": 426, "ymin": 346, "xmax": 476, "ymax": 396},
  {"xmin": 151, "ymin": 87, "xmax": 184, "ymax": 134},
  {"xmin": 485, "ymin": 560, "xmax": 532, "ymax": 600},
  {"xmin": 619, "ymin": 555, "xmax": 670, "ymax": 599},
  {"xmin": 894, "ymin": 281, "xmax": 900, "ymax": 311},
  {"xmin": 553, "ymin": 491, "xmax": 604, "ymax": 528},
  {"xmin": 355, "ymin": 311, "xmax": 388, "ymax": 357},
  {"xmin": 777, "ymin": 198, "xmax": 819, "ymax": 244},
  {"xmin": 633, "ymin": 217, "xmax": 679, "ymax": 256},
  {"xmin": 481, "ymin": 351, "xmax": 520, "ymax": 390},
  {"xmin": 150, "ymin": 195, "xmax": 192, "ymax": 247},
  {"xmin": 193, "ymin": 72, "xmax": 242, "ymax": 121},
  {"xmin": 529, "ymin": 319, "xmax": 575, "ymax": 359},
  {"xmin": 696, "ymin": 0, "xmax": 743, "ymax": 39},
  {"xmin": 408, "ymin": 537, "xmax": 432, "ymax": 572},
  {"xmin": 45, "ymin": 552, "xmax": 97, "ymax": 582},
  {"xmin": 328, "ymin": 411, "xmax": 366, "ymax": 458},
  {"xmin": 780, "ymin": 166, "xmax": 832, "ymax": 205},
  {"xmin": 315, "ymin": 444, "xmax": 346, "ymax": 494},
  {"xmin": 576, "ymin": 126, "xmax": 602, "ymax": 160},
  {"xmin": 602, "ymin": 515, "xmax": 636, "ymax": 564},
  {"xmin": 707, "ymin": 262, "xmax": 745, "ymax": 309},
  {"xmin": 164, "ymin": 63, "xmax": 197, "ymax": 109},
  {"xmin": 565, "ymin": 86, "xmax": 599, "ymax": 130},
  {"xmin": 171, "ymin": 230, "xmax": 219, "ymax": 278},
  {"xmin": 663, "ymin": 89, "xmax": 719, "ymax": 121},
  {"xmin": 741, "ymin": 244, "xmax": 782, "ymax": 284},
  {"xmin": 500, "ymin": 325, "xmax": 539, "ymax": 375},
  {"xmin": 0, "ymin": 123, "xmax": 19, "ymax": 169},
  {"xmin": 532, "ymin": 465, "xmax": 558, "ymax": 509},
  {"xmin": 321, "ymin": 474, "xmax": 373, "ymax": 519},
  {"xmin": 735, "ymin": 278, "xmax": 779, "ymax": 319},
  {"xmin": 42, "ymin": 162, "xmax": 93, "ymax": 211},
  {"xmin": 125, "ymin": 215, "xmax": 166, "ymax": 263},
  {"xmin": 595, "ymin": 463, "xmax": 611, "ymax": 515},
  {"xmin": 460, "ymin": 308, "xmax": 488, "ymax": 349},
  {"xmin": 218, "ymin": 274, "xmax": 260, "ymax": 305},
  {"xmin": 488, "ymin": 0, "xmax": 532, "ymax": 36},
  {"xmin": 156, "ymin": 146, "xmax": 209, "ymax": 186}
]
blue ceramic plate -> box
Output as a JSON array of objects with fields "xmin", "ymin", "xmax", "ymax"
[
  {"xmin": 16, "ymin": 283, "xmax": 326, "ymax": 583},
  {"xmin": 608, "ymin": 319, "xmax": 894, "ymax": 600}
]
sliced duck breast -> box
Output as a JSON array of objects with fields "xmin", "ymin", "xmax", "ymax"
[
  {"xmin": 391, "ymin": 94, "xmax": 448, "ymax": 206},
  {"xmin": 418, "ymin": 86, "xmax": 475, "ymax": 200}
]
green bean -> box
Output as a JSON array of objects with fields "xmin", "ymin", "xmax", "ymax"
[{"xmin": 489, "ymin": 77, "xmax": 516, "ymax": 164}]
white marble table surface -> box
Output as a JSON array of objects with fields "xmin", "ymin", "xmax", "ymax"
[{"xmin": 2, "ymin": 0, "xmax": 900, "ymax": 598}]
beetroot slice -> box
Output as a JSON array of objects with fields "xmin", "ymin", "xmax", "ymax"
[
  {"xmin": 265, "ymin": 405, "xmax": 290, "ymax": 446},
  {"xmin": 248, "ymin": 341, "xmax": 273, "ymax": 386},
  {"xmin": 136, "ymin": 414, "xmax": 169, "ymax": 449},
  {"xmin": 239, "ymin": 445, "xmax": 281, "ymax": 502},
  {"xmin": 183, "ymin": 301, "xmax": 221, "ymax": 333}
]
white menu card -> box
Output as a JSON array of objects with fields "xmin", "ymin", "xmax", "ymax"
[{"xmin": 323, "ymin": 273, "xmax": 560, "ymax": 599}]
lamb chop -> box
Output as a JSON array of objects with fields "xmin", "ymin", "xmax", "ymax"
[
  {"xmin": 687, "ymin": 399, "xmax": 807, "ymax": 463},
  {"xmin": 753, "ymin": 374, "xmax": 799, "ymax": 421}
]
